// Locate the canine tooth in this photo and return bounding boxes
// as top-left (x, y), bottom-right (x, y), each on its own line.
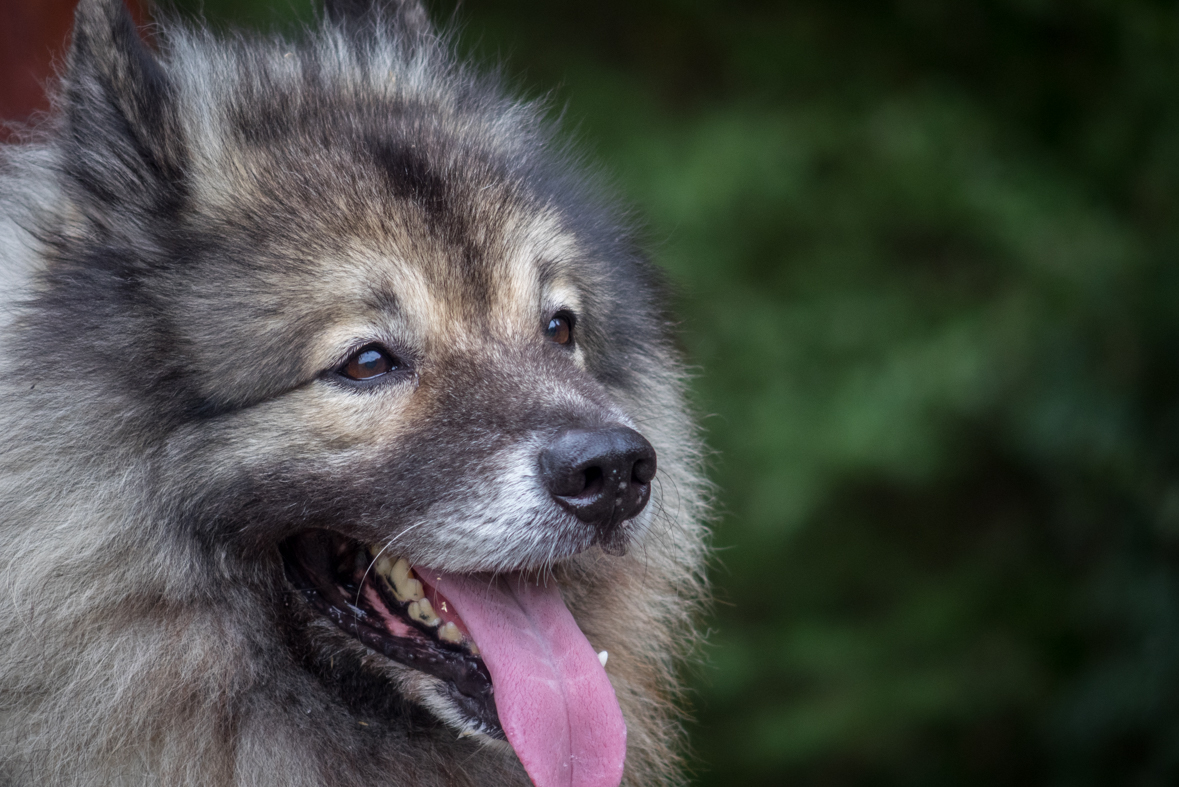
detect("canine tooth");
top-left (391, 557), bottom-right (411, 586)
top-left (373, 554), bottom-right (395, 580)
top-left (408, 599), bottom-right (440, 627)
top-left (598, 650), bottom-right (609, 667)
top-left (388, 558), bottom-right (423, 602)
top-left (438, 622), bottom-right (463, 644)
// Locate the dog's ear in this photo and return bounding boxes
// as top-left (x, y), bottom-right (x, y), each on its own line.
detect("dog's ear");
top-left (62, 0), bottom-right (186, 214)
top-left (325, 0), bottom-right (430, 36)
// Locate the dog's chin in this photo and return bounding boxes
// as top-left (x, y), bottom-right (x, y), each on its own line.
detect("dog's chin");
top-left (280, 529), bottom-right (507, 740)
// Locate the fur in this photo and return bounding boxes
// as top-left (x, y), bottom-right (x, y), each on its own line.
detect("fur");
top-left (0, 1), bottom-right (709, 785)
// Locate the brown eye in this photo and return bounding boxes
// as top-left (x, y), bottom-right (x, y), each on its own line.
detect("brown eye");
top-left (545, 313), bottom-right (574, 346)
top-left (341, 344), bottom-right (397, 381)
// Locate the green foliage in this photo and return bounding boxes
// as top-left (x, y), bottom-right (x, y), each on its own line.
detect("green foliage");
top-left (172, 0), bottom-right (1179, 783)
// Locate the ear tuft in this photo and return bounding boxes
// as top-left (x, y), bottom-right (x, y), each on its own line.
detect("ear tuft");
top-left (64, 0), bottom-right (186, 213)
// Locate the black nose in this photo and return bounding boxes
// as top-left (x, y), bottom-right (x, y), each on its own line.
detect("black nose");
top-left (539, 427), bottom-right (657, 535)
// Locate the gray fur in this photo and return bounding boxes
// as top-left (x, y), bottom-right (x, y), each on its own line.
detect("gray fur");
top-left (0, 1), bottom-right (710, 785)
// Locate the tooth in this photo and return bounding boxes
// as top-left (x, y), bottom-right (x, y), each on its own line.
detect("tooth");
top-left (438, 622), bottom-right (463, 644)
top-left (387, 558), bottom-right (423, 602)
top-left (416, 598), bottom-right (438, 622)
top-left (391, 557), bottom-right (411, 586)
top-left (468, 642), bottom-right (480, 656)
top-left (408, 598), bottom-right (440, 627)
top-left (406, 579), bottom-right (423, 601)
top-left (373, 554), bottom-right (395, 579)
top-left (598, 650), bottom-right (609, 667)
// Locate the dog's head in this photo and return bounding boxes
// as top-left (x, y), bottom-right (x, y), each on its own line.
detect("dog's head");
top-left (7, 0), bottom-right (706, 785)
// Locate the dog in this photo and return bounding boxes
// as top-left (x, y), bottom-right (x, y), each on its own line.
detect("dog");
top-left (0, 1), bottom-right (709, 785)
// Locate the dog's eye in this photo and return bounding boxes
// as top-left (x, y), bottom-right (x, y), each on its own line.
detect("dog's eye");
top-left (545, 313), bottom-right (574, 346)
top-left (340, 344), bottom-right (398, 381)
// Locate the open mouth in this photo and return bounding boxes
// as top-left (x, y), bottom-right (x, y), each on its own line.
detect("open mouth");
top-left (280, 530), bottom-right (501, 735)
top-left (280, 529), bottom-right (628, 787)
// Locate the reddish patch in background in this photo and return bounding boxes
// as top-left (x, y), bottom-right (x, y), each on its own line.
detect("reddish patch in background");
top-left (0, 0), bottom-right (147, 140)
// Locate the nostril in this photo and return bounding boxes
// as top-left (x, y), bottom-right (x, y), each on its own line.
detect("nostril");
top-left (632, 456), bottom-right (656, 486)
top-left (580, 466), bottom-right (604, 497)
top-left (538, 426), bottom-right (658, 530)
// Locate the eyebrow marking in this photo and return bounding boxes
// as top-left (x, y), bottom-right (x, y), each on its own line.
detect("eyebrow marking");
top-left (363, 286), bottom-right (401, 314)
top-left (536, 258), bottom-right (561, 289)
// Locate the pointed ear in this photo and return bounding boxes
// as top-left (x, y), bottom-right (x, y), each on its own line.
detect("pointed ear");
top-left (63, 0), bottom-right (186, 212)
top-left (324, 0), bottom-right (430, 37)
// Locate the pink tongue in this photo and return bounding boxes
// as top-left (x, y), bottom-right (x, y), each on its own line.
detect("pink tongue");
top-left (427, 571), bottom-right (626, 787)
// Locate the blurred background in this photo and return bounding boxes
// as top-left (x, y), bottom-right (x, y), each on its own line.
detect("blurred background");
top-left (6, 1), bottom-right (1179, 784)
